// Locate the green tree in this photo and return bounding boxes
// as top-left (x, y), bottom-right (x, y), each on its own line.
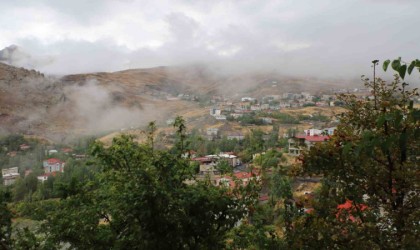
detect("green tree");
top-left (243, 129), bottom-right (265, 154)
top-left (254, 149), bottom-right (284, 170)
top-left (264, 125), bottom-right (279, 149)
top-left (173, 115), bottom-right (188, 155)
top-left (226, 216), bottom-right (285, 249)
top-left (12, 173), bottom-right (38, 202)
top-left (0, 134), bottom-right (25, 152)
top-left (289, 59), bottom-right (420, 249)
top-left (270, 170), bottom-right (297, 237)
top-left (227, 176), bottom-right (288, 250)
top-left (13, 228), bottom-right (43, 250)
top-left (216, 159), bottom-right (232, 175)
top-left (39, 118), bottom-right (259, 249)
top-left (0, 189), bottom-right (12, 250)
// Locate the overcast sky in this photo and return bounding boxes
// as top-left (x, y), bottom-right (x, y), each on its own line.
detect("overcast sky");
top-left (1, 0), bottom-right (419, 78)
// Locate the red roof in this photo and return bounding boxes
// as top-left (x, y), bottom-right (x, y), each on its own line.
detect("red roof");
top-left (296, 135), bottom-right (330, 142)
top-left (233, 172), bottom-right (253, 179)
top-left (337, 200), bottom-right (368, 211)
top-left (191, 157), bottom-right (214, 163)
top-left (336, 200), bottom-right (368, 222)
top-left (304, 208), bottom-right (315, 214)
top-left (217, 171), bottom-right (259, 188)
top-left (45, 158), bottom-right (63, 164)
top-left (259, 194), bottom-right (269, 201)
top-left (62, 148), bottom-right (73, 153)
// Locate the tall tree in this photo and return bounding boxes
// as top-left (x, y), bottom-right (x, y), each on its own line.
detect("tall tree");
top-left (289, 59), bottom-right (420, 249)
top-left (40, 118), bottom-right (259, 249)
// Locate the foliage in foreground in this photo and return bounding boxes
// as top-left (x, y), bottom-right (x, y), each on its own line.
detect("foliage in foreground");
top-left (289, 59), bottom-right (420, 249)
top-left (26, 121), bottom-right (258, 249)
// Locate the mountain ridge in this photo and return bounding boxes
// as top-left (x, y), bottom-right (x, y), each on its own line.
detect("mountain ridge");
top-left (0, 62), bottom-right (353, 141)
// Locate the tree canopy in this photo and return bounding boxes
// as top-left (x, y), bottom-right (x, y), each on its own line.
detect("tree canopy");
top-left (288, 59), bottom-right (420, 249)
top-left (36, 118), bottom-right (259, 249)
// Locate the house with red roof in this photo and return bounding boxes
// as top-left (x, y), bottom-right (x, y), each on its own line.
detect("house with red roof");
top-left (192, 157), bottom-right (215, 165)
top-left (288, 134), bottom-right (330, 155)
top-left (42, 158), bottom-right (65, 174)
top-left (192, 153), bottom-right (240, 167)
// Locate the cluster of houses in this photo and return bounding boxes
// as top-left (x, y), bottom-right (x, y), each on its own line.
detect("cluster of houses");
top-left (206, 87), bottom-right (381, 123)
top-left (1, 158), bottom-right (66, 186)
top-left (208, 92), bottom-right (340, 122)
top-left (1, 145), bottom-right (74, 186)
top-left (206, 127), bottom-right (245, 141)
top-left (207, 93), bottom-right (333, 126)
top-left (5, 143), bottom-right (32, 158)
top-left (288, 127), bottom-right (336, 155)
top-left (189, 152), bottom-right (260, 188)
top-left (192, 152), bottom-right (240, 173)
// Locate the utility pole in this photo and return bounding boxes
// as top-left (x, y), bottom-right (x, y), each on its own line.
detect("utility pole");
top-left (372, 60), bottom-right (379, 110)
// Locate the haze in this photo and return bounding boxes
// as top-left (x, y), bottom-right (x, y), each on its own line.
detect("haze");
top-left (1, 0), bottom-right (419, 79)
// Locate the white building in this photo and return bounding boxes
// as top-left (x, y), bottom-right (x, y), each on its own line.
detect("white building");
top-left (210, 107), bottom-right (222, 116)
top-left (2, 167), bottom-right (20, 186)
top-left (323, 127), bottom-right (336, 135)
top-left (214, 115), bottom-right (227, 120)
top-left (303, 129), bottom-right (323, 136)
top-left (48, 149), bottom-right (58, 155)
top-left (241, 97), bottom-right (256, 102)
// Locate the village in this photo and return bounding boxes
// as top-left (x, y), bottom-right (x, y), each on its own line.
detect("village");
top-left (1, 0), bottom-right (418, 247)
top-left (1, 87), bottom-right (371, 205)
top-left (1, 82), bottom-right (418, 248)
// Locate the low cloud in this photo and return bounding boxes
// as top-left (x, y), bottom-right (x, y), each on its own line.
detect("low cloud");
top-left (59, 80), bottom-right (163, 133)
top-left (0, 0), bottom-right (419, 80)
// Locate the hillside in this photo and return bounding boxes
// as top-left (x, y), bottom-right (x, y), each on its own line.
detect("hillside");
top-left (0, 63), bottom-right (64, 136)
top-left (0, 62), bottom-right (353, 141)
top-left (63, 65), bottom-right (348, 97)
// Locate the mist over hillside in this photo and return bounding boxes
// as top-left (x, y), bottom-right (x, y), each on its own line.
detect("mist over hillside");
top-left (1, 0), bottom-right (418, 141)
top-left (0, 60), bottom-right (358, 141)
